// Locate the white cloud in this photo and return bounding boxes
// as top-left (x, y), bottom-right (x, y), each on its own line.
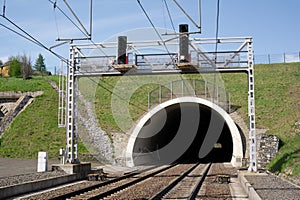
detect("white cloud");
top-left (0, 56), bottom-right (9, 63)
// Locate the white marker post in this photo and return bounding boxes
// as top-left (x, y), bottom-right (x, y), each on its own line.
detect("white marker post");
top-left (37, 152), bottom-right (48, 172)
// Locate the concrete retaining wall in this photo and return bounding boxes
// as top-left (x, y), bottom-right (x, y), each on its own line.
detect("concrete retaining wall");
top-left (0, 174), bottom-right (78, 199)
top-left (0, 163), bottom-right (91, 199)
top-left (238, 171), bottom-right (262, 200)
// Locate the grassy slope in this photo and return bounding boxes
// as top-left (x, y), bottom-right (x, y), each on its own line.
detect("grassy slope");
top-left (0, 77), bottom-right (88, 160)
top-left (0, 63), bottom-right (299, 175)
top-left (223, 63), bottom-right (300, 175)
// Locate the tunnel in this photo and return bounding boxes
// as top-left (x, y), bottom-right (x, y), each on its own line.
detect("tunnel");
top-left (126, 97), bottom-right (243, 167)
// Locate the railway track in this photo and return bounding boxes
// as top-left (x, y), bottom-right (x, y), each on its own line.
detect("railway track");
top-left (18, 165), bottom-right (173, 200)
top-left (18, 163), bottom-right (236, 200)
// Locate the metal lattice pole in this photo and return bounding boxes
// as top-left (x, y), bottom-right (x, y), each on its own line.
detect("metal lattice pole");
top-left (247, 38), bottom-right (257, 171)
top-left (66, 45), bottom-right (79, 164)
top-left (58, 60), bottom-right (66, 128)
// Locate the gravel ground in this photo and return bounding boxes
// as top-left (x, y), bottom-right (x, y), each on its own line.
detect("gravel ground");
top-left (245, 173), bottom-right (300, 200)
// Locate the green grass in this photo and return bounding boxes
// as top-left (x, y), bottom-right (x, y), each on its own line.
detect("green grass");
top-left (223, 63), bottom-right (300, 175)
top-left (0, 77), bottom-right (48, 92)
top-left (0, 76), bottom-right (88, 160)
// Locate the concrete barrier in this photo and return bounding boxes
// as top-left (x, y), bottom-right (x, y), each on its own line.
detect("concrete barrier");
top-left (238, 171), bottom-right (262, 200)
top-left (0, 163), bottom-right (91, 199)
top-left (0, 174), bottom-right (78, 199)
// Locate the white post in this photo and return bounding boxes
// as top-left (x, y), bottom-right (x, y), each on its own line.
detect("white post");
top-left (37, 152), bottom-right (48, 172)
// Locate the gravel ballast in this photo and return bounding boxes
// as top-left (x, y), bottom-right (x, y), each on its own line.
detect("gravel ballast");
top-left (244, 173), bottom-right (300, 200)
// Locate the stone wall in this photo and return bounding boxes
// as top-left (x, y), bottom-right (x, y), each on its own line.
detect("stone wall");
top-left (257, 133), bottom-right (280, 169)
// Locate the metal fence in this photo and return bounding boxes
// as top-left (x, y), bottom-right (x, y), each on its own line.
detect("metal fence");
top-left (254, 52), bottom-right (300, 64)
top-left (148, 79), bottom-right (231, 113)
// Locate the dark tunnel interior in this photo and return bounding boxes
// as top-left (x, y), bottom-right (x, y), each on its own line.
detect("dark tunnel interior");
top-left (132, 102), bottom-right (233, 165)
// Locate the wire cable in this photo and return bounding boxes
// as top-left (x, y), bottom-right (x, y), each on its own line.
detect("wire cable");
top-left (0, 22), bottom-right (41, 47)
top-left (214, 0), bottom-right (221, 64)
top-left (63, 0), bottom-right (90, 37)
top-left (74, 72), bottom-right (148, 112)
top-left (212, 0), bottom-right (221, 103)
top-left (136, 0), bottom-right (175, 65)
top-left (53, 0), bottom-right (60, 39)
top-left (48, 0), bottom-right (111, 60)
top-left (47, 0), bottom-right (90, 39)
top-left (2, 0), bottom-right (6, 16)
top-left (162, 0), bottom-right (167, 30)
top-left (1, 15), bottom-right (67, 63)
top-left (163, 0), bottom-right (176, 33)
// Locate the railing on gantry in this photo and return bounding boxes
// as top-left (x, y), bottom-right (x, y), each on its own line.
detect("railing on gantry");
top-left (148, 79), bottom-right (231, 113)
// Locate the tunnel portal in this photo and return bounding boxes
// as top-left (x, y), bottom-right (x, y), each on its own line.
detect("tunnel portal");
top-left (126, 97), bottom-right (243, 167)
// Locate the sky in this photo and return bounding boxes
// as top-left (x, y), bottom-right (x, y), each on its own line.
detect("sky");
top-left (1, 0), bottom-right (300, 73)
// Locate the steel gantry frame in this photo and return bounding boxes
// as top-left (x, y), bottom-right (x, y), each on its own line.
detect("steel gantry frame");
top-left (247, 40), bottom-right (257, 172)
top-left (61, 33), bottom-right (257, 171)
top-left (65, 46), bottom-right (80, 163)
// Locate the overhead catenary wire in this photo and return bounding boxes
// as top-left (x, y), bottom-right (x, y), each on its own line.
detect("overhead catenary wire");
top-left (162, 0), bottom-right (167, 30)
top-left (2, 0), bottom-right (6, 16)
top-left (172, 0), bottom-right (201, 30)
top-left (48, 0), bottom-right (90, 40)
top-left (75, 72), bottom-right (148, 113)
top-left (63, 0), bottom-right (90, 37)
top-left (214, 0), bottom-right (221, 63)
top-left (0, 15), bottom-right (68, 63)
top-left (212, 0), bottom-right (221, 103)
top-left (163, 0), bottom-right (176, 33)
top-left (48, 0), bottom-right (111, 59)
top-left (136, 0), bottom-right (176, 65)
top-left (0, 22), bottom-right (41, 48)
top-left (53, 0), bottom-right (60, 40)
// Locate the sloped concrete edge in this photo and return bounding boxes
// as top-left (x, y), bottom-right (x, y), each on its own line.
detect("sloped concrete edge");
top-left (238, 171), bottom-right (262, 200)
top-left (0, 174), bottom-right (78, 199)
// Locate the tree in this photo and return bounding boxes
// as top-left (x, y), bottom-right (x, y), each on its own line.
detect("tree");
top-left (9, 59), bottom-right (21, 77)
top-left (7, 54), bottom-right (33, 79)
top-left (0, 60), bottom-right (3, 66)
top-left (34, 54), bottom-right (46, 72)
top-left (21, 54), bottom-right (33, 80)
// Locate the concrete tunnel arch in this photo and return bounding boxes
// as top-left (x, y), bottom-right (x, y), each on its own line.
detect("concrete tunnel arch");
top-left (126, 97), bottom-right (243, 167)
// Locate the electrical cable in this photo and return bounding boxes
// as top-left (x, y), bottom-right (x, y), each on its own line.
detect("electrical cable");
top-left (214, 0), bottom-right (221, 63)
top-left (162, 0), bottom-right (167, 30)
top-left (2, 0), bottom-right (6, 16)
top-left (137, 0), bottom-right (195, 94)
top-left (74, 72), bottom-right (148, 112)
top-left (1, 15), bottom-right (67, 63)
top-left (63, 0), bottom-right (90, 37)
top-left (48, 0), bottom-right (111, 62)
top-left (212, 0), bottom-right (221, 103)
top-left (0, 22), bottom-right (42, 48)
top-left (136, 0), bottom-right (176, 65)
top-left (53, 0), bottom-right (60, 40)
top-left (172, 0), bottom-right (200, 30)
top-left (163, 0), bottom-right (176, 33)
top-left (47, 0), bottom-right (90, 39)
